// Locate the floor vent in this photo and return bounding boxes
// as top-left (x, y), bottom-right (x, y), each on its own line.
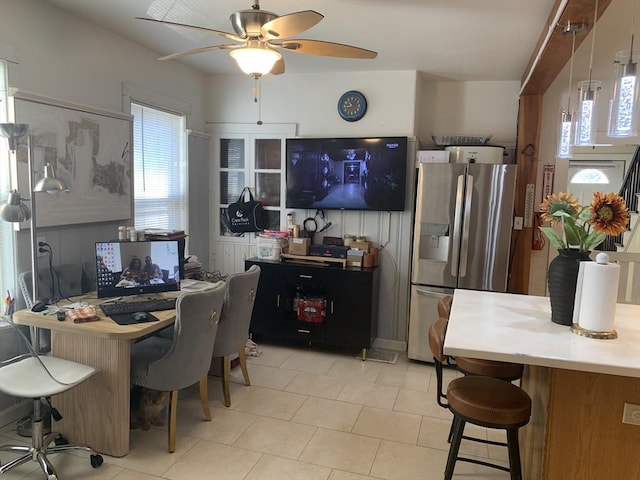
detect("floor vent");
top-left (361, 348), bottom-right (399, 364)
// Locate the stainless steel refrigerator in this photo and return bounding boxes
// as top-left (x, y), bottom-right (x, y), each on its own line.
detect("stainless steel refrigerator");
top-left (407, 161), bottom-right (516, 361)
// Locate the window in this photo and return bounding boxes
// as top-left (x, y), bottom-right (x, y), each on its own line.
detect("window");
top-left (570, 168), bottom-right (610, 184)
top-left (131, 102), bottom-right (186, 231)
top-left (0, 59), bottom-right (16, 303)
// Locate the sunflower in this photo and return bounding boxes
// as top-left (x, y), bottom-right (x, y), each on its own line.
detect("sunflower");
top-left (588, 192), bottom-right (630, 236)
top-left (539, 192), bottom-right (580, 226)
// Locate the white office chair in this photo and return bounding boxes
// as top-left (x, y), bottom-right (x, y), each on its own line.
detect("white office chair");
top-left (0, 320), bottom-right (103, 479)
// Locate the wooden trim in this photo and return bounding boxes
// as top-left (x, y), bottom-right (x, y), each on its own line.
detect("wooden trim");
top-left (521, 0), bottom-right (614, 95)
top-left (509, 94), bottom-right (542, 294)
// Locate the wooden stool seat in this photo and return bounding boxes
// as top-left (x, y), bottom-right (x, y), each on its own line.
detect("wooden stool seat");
top-left (447, 376), bottom-right (531, 427)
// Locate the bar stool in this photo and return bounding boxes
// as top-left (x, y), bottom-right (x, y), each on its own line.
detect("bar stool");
top-left (428, 317), bottom-right (531, 480)
top-left (437, 295), bottom-right (523, 382)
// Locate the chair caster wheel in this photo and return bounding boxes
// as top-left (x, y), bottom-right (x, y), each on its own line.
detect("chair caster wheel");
top-left (54, 434), bottom-right (68, 446)
top-left (90, 454), bottom-right (103, 468)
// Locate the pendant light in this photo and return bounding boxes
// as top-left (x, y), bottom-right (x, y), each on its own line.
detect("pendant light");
top-left (574, 0), bottom-right (601, 146)
top-left (557, 22), bottom-right (586, 158)
top-left (608, 0), bottom-right (640, 137)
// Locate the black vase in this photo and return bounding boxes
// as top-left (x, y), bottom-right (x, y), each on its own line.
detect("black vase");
top-left (547, 249), bottom-right (592, 326)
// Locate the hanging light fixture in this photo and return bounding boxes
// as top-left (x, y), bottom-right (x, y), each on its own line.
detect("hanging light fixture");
top-left (608, 0), bottom-right (640, 137)
top-left (557, 21), bottom-right (587, 158)
top-left (574, 0), bottom-right (601, 146)
top-left (229, 41), bottom-right (282, 78)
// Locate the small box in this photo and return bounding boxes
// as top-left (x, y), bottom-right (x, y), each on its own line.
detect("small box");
top-left (257, 236), bottom-right (288, 260)
top-left (347, 249), bottom-right (365, 267)
top-left (350, 241), bottom-right (370, 252)
top-left (289, 237), bottom-right (311, 256)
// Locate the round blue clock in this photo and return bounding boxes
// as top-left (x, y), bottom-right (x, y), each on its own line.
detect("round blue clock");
top-left (338, 90), bottom-right (367, 122)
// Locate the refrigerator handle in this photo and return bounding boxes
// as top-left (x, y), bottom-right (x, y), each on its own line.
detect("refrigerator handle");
top-left (451, 175), bottom-right (465, 277)
top-left (459, 174), bottom-right (473, 277)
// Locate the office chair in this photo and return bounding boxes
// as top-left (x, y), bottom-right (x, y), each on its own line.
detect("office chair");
top-left (428, 317), bottom-right (531, 480)
top-left (211, 265), bottom-right (260, 407)
top-left (130, 282), bottom-right (226, 452)
top-left (19, 264), bottom-right (92, 352)
top-left (0, 319), bottom-right (103, 479)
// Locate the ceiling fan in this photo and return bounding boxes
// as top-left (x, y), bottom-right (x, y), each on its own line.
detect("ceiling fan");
top-left (137, 1), bottom-right (377, 78)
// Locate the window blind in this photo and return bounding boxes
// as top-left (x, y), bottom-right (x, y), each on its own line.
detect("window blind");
top-left (131, 102), bottom-right (187, 231)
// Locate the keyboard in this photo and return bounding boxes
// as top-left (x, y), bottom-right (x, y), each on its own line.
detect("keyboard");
top-left (100, 297), bottom-right (177, 317)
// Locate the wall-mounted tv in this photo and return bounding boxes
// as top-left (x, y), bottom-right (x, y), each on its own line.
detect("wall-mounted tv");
top-left (286, 136), bottom-right (408, 211)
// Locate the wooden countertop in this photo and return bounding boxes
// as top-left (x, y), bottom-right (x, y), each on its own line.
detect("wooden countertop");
top-left (444, 289), bottom-right (640, 378)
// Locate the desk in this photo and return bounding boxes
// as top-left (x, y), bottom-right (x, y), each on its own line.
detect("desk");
top-left (444, 289), bottom-right (640, 480)
top-left (13, 294), bottom-right (177, 457)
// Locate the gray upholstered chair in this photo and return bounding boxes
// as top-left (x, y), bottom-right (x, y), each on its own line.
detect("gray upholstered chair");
top-left (130, 282), bottom-right (225, 452)
top-left (0, 319), bottom-right (103, 478)
top-left (211, 264), bottom-right (260, 407)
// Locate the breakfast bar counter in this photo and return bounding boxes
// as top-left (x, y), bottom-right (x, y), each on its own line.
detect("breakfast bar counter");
top-left (444, 289), bottom-right (640, 480)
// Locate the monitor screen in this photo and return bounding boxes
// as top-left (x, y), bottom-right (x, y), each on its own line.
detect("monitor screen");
top-left (95, 240), bottom-right (181, 299)
top-left (286, 136), bottom-right (408, 211)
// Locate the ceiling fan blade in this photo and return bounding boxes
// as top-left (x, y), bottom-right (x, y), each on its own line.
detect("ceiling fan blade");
top-left (158, 44), bottom-right (238, 61)
top-left (136, 17), bottom-right (243, 42)
top-left (277, 39), bottom-right (377, 59)
top-left (271, 57), bottom-right (285, 75)
top-left (261, 11), bottom-right (323, 40)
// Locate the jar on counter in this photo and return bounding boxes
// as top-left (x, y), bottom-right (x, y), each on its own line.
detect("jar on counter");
top-left (128, 227), bottom-right (137, 242)
top-left (118, 226), bottom-right (127, 241)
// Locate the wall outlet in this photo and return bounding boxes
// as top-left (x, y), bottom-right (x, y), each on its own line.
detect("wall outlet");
top-left (622, 403), bottom-right (640, 426)
top-left (37, 237), bottom-right (47, 257)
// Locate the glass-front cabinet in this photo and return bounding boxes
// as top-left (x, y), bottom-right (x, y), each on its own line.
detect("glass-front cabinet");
top-left (211, 124), bottom-right (296, 244)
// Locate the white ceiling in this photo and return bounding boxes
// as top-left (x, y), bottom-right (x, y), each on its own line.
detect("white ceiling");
top-left (43, 0), bottom-right (556, 81)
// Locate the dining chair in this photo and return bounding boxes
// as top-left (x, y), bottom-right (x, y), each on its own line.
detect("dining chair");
top-left (130, 282), bottom-right (226, 452)
top-left (0, 318), bottom-right (103, 479)
top-left (211, 264), bottom-right (261, 407)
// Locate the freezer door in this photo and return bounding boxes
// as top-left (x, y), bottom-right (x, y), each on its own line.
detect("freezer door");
top-left (411, 163), bottom-right (467, 287)
top-left (458, 164), bottom-right (516, 291)
top-left (407, 285), bottom-right (453, 362)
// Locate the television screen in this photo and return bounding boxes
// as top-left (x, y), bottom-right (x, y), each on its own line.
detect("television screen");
top-left (95, 240), bottom-right (181, 299)
top-left (286, 136), bottom-right (408, 211)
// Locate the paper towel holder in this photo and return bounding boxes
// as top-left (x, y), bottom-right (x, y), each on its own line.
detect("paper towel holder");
top-left (570, 252), bottom-right (618, 340)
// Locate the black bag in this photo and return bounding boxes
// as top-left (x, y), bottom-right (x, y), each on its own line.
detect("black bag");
top-left (227, 187), bottom-right (266, 233)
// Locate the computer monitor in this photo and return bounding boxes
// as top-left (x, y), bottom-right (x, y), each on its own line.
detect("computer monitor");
top-left (95, 240), bottom-right (181, 299)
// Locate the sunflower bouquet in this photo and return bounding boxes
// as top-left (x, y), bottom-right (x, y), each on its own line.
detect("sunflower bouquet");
top-left (539, 192), bottom-right (630, 252)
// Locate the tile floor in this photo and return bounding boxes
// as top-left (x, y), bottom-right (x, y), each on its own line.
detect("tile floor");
top-left (0, 342), bottom-right (516, 479)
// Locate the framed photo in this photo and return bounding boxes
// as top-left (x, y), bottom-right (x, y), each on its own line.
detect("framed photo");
top-left (10, 92), bottom-right (133, 228)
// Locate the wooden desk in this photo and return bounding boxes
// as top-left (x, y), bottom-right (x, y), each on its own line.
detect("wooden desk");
top-left (13, 294), bottom-right (176, 457)
top-left (444, 289), bottom-right (640, 480)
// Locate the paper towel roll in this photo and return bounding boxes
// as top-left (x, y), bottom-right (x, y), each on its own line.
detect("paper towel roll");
top-left (573, 255), bottom-right (620, 332)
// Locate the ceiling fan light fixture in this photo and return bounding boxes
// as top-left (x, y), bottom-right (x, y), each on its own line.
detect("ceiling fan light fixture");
top-left (230, 46), bottom-right (282, 77)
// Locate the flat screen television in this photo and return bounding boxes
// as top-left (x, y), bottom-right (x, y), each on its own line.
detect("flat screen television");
top-left (285, 136), bottom-right (408, 211)
top-left (95, 240), bottom-right (181, 298)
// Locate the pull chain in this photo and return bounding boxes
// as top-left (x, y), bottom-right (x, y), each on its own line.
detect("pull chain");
top-left (253, 77), bottom-right (263, 125)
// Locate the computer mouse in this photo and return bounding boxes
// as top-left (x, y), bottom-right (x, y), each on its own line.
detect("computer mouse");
top-left (131, 311), bottom-right (148, 322)
top-left (31, 301), bottom-right (48, 313)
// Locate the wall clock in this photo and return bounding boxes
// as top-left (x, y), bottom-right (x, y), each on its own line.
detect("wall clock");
top-left (338, 90), bottom-right (367, 122)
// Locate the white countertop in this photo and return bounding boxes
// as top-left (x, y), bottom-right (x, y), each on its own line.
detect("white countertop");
top-left (444, 289), bottom-right (640, 378)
